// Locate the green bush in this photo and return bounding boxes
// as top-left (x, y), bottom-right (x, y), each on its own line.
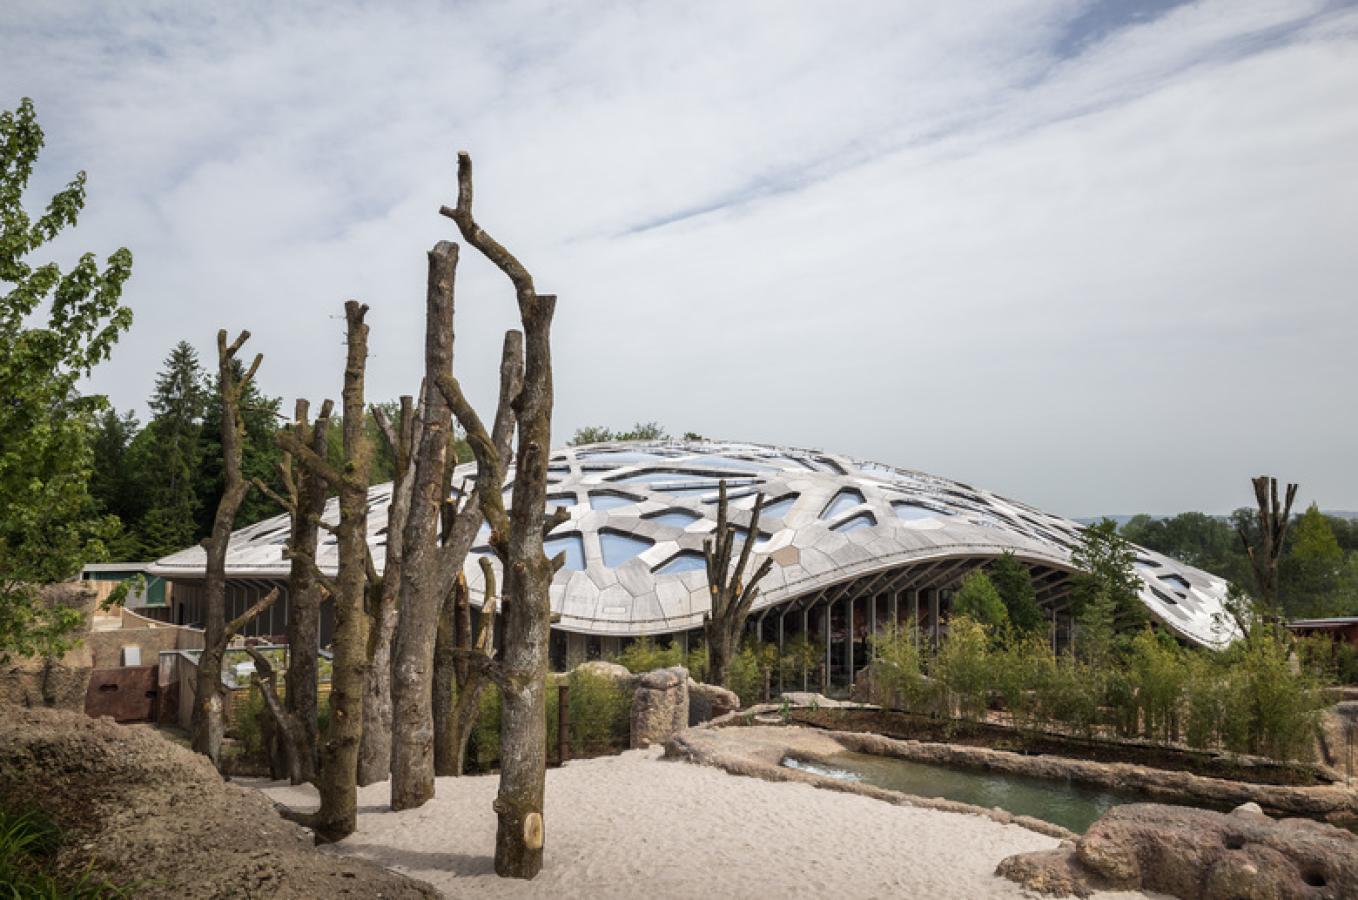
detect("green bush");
top-left (777, 634), bottom-right (823, 689)
top-left (469, 686), bottom-right (502, 772)
top-left (685, 644), bottom-right (710, 683)
top-left (613, 637), bottom-right (684, 674)
top-left (933, 616), bottom-right (992, 722)
top-left (868, 621), bottom-right (940, 715)
top-left (989, 635), bottom-right (1055, 731)
top-left (729, 640), bottom-right (778, 707)
top-left (567, 668), bottom-right (630, 755)
top-left (1127, 630), bottom-right (1187, 742)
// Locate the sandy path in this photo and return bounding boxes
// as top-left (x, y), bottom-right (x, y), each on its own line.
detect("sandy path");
top-left (252, 748), bottom-right (1152, 899)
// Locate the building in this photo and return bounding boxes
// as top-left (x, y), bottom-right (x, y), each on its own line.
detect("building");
top-left (1286, 617), bottom-right (1358, 647)
top-left (79, 562), bottom-right (173, 620)
top-left (151, 440), bottom-right (1239, 685)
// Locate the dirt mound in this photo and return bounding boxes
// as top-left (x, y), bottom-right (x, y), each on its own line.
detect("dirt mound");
top-left (0, 703), bottom-right (437, 899)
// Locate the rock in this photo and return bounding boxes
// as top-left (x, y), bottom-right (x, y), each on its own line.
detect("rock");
top-left (1232, 801), bottom-right (1265, 817)
top-left (0, 702), bottom-right (437, 898)
top-left (687, 679), bottom-right (740, 725)
top-left (1000, 802), bottom-right (1358, 899)
top-left (630, 666), bottom-right (688, 748)
top-left (575, 660), bottom-right (635, 685)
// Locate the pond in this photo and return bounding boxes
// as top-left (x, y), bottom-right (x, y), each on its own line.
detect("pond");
top-left (783, 752), bottom-right (1204, 833)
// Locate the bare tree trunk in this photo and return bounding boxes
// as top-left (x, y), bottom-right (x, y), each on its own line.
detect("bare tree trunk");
top-left (435, 570), bottom-right (498, 775)
top-left (390, 245), bottom-right (457, 810)
top-left (191, 331), bottom-right (277, 766)
top-left (441, 150), bottom-right (556, 879)
top-left (252, 399), bottom-right (333, 785)
top-left (432, 579), bottom-right (458, 775)
top-left (390, 261), bottom-right (522, 809)
top-left (701, 480), bottom-right (773, 691)
top-left (358, 396), bottom-right (419, 786)
top-left (1238, 475), bottom-right (1299, 620)
top-left (277, 301), bottom-right (372, 843)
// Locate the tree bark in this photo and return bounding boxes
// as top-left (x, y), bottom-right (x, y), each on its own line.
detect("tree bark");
top-left (441, 150), bottom-right (555, 879)
top-left (1237, 475), bottom-right (1299, 620)
top-left (277, 301), bottom-right (372, 843)
top-left (191, 331), bottom-right (272, 767)
top-left (358, 396), bottom-right (419, 786)
top-left (251, 398), bottom-right (333, 785)
top-left (389, 244), bottom-right (457, 810)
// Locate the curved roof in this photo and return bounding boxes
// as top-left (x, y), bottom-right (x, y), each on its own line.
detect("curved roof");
top-left (153, 440), bottom-right (1239, 647)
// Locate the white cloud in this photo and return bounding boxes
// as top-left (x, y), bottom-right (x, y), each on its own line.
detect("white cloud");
top-left (3, 0), bottom-right (1355, 516)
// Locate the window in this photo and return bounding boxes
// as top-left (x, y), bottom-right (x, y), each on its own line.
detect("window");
top-left (655, 551), bottom-right (707, 575)
top-left (831, 512), bottom-right (876, 533)
top-left (821, 488), bottom-right (865, 520)
top-left (544, 533), bottom-right (586, 571)
top-left (600, 530), bottom-right (653, 567)
top-left (644, 509), bottom-right (702, 528)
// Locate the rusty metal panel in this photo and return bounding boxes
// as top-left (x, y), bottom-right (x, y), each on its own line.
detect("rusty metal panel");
top-left (85, 665), bottom-right (159, 723)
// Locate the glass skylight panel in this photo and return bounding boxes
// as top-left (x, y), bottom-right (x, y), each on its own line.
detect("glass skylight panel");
top-left (544, 533), bottom-right (586, 571)
top-left (645, 510), bottom-right (702, 527)
top-left (600, 530), bottom-right (653, 567)
top-left (821, 488), bottom-right (865, 520)
top-left (830, 512), bottom-right (876, 533)
top-left (589, 492), bottom-right (639, 511)
top-left (655, 551), bottom-right (707, 575)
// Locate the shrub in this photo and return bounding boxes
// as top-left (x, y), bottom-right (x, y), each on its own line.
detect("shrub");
top-left (469, 686), bottom-right (501, 772)
top-left (729, 640), bottom-right (778, 706)
top-left (613, 637), bottom-right (683, 674)
top-left (952, 570), bottom-right (1008, 631)
top-left (777, 634), bottom-right (823, 689)
top-left (0, 805), bottom-right (135, 897)
top-left (989, 635), bottom-right (1054, 731)
top-left (567, 668), bottom-right (630, 755)
top-left (868, 621), bottom-right (940, 714)
top-left (933, 616), bottom-right (992, 722)
top-left (685, 644), bottom-right (710, 683)
top-left (1127, 630), bottom-right (1187, 742)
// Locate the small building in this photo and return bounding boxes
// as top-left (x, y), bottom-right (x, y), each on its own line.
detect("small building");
top-left (1286, 617), bottom-right (1358, 647)
top-left (79, 563), bottom-right (173, 621)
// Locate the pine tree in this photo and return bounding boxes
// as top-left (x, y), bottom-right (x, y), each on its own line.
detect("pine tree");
top-left (1281, 504), bottom-right (1346, 617)
top-left (951, 569), bottom-right (1008, 631)
top-left (89, 408), bottom-right (145, 559)
top-left (990, 551), bottom-right (1045, 635)
top-left (1071, 518), bottom-right (1146, 631)
top-left (137, 341), bottom-right (207, 557)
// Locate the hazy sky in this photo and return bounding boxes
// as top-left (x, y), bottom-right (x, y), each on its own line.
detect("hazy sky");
top-left (4, 0), bottom-right (1355, 518)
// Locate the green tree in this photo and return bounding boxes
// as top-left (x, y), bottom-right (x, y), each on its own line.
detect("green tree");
top-left (568, 421), bottom-right (671, 445)
top-left (950, 569), bottom-right (1008, 631)
top-left (1071, 518), bottom-right (1146, 630)
top-left (990, 551), bottom-right (1045, 635)
top-left (136, 341), bottom-right (207, 557)
top-left (88, 407), bottom-right (145, 559)
top-left (0, 97), bottom-right (132, 657)
top-left (1280, 504), bottom-right (1349, 617)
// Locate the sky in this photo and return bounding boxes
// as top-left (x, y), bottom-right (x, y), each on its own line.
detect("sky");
top-left (3, 0), bottom-right (1356, 519)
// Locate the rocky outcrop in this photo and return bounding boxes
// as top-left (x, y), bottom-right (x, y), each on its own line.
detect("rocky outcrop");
top-left (630, 666), bottom-right (688, 748)
top-left (687, 679), bottom-right (739, 725)
top-left (998, 802), bottom-right (1358, 899)
top-left (576, 659), bottom-right (635, 686)
top-left (0, 703), bottom-right (437, 898)
top-left (0, 584), bottom-right (96, 711)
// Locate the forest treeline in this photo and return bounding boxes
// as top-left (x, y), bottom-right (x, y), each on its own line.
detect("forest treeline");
top-left (1121, 509), bottom-right (1358, 620)
top-left (89, 340), bottom-right (471, 560)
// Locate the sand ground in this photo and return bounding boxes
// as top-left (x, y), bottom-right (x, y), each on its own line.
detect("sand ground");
top-left (252, 747), bottom-right (1155, 899)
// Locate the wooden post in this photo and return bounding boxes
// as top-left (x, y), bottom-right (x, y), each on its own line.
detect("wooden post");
top-left (822, 600), bottom-right (831, 693)
top-left (557, 683), bottom-right (570, 765)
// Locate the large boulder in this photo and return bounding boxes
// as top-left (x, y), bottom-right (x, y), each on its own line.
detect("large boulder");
top-left (687, 678), bottom-right (740, 725)
top-left (575, 659), bottom-right (635, 686)
top-left (999, 801), bottom-right (1358, 899)
top-left (630, 666), bottom-right (688, 748)
top-left (0, 584), bottom-right (95, 711)
top-left (0, 703), bottom-right (436, 898)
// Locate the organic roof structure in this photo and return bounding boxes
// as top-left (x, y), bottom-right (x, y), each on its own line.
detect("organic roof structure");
top-left (153, 440), bottom-right (1240, 648)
